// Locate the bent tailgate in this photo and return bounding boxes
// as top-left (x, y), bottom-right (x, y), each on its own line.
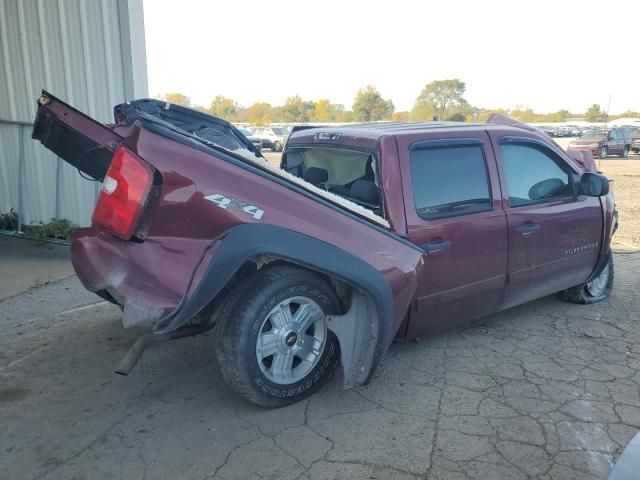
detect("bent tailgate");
top-left (32, 90), bottom-right (121, 181)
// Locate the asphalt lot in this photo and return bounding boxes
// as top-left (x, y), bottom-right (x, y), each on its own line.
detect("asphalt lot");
top-left (1, 145), bottom-right (639, 480)
top-left (1, 250), bottom-right (639, 480)
top-left (0, 236), bottom-right (74, 300)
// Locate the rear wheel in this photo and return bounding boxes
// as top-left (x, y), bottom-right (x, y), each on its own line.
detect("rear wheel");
top-left (620, 146), bottom-right (629, 158)
top-left (599, 146), bottom-right (608, 159)
top-left (272, 140), bottom-right (283, 152)
top-left (558, 252), bottom-right (614, 304)
top-left (214, 264), bottom-right (340, 407)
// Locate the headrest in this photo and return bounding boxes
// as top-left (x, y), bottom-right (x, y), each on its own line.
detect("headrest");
top-left (304, 167), bottom-right (328, 184)
top-left (350, 180), bottom-right (379, 205)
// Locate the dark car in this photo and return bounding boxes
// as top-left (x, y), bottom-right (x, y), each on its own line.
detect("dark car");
top-left (567, 127), bottom-right (632, 159)
top-left (238, 128), bottom-right (263, 151)
top-left (32, 92), bottom-right (618, 407)
top-left (621, 126), bottom-right (640, 154)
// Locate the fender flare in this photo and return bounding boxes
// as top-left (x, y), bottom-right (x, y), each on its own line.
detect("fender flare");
top-left (154, 223), bottom-right (395, 385)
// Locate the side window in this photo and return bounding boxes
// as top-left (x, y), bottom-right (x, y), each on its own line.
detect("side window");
top-left (500, 144), bottom-right (572, 207)
top-left (409, 145), bottom-right (491, 220)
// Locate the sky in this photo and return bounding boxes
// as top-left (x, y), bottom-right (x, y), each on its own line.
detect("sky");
top-left (143, 0), bottom-right (640, 114)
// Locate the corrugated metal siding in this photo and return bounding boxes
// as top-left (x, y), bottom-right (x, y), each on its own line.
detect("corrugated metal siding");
top-left (0, 0), bottom-right (146, 227)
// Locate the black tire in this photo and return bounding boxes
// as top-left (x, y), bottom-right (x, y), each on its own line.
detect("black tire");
top-left (214, 264), bottom-right (340, 407)
top-left (599, 146), bottom-right (608, 159)
top-left (273, 141), bottom-right (283, 152)
top-left (620, 146), bottom-right (629, 158)
top-left (558, 252), bottom-right (614, 304)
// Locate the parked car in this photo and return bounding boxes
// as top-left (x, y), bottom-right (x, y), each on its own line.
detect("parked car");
top-left (567, 127), bottom-right (632, 159)
top-left (621, 126), bottom-right (640, 154)
top-left (251, 126), bottom-right (289, 152)
top-left (238, 128), bottom-right (263, 151)
top-left (555, 126), bottom-right (575, 137)
top-left (32, 92), bottom-right (618, 407)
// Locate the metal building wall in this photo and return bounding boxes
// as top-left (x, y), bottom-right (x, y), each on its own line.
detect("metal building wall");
top-left (0, 0), bottom-right (147, 227)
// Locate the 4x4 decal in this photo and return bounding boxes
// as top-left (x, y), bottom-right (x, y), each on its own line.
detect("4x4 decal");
top-left (205, 193), bottom-right (264, 220)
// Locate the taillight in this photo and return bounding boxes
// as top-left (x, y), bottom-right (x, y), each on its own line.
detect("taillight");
top-left (92, 146), bottom-right (152, 239)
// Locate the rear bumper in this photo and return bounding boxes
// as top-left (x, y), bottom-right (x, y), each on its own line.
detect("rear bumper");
top-left (71, 227), bottom-right (216, 329)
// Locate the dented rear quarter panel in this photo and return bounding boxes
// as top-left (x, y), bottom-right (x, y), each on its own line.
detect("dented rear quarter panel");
top-left (78, 124), bottom-right (423, 338)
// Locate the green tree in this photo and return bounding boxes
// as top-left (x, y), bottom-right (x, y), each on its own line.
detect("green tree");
top-left (352, 85), bottom-right (394, 121)
top-left (585, 104), bottom-right (603, 122)
top-left (392, 111), bottom-right (410, 121)
top-left (446, 112), bottom-right (466, 122)
top-left (280, 95), bottom-right (311, 122)
top-left (208, 95), bottom-right (239, 120)
top-left (248, 102), bottom-right (272, 125)
top-left (413, 79), bottom-right (466, 121)
top-left (157, 92), bottom-right (191, 107)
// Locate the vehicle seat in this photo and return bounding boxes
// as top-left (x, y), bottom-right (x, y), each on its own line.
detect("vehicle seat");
top-left (349, 179), bottom-right (379, 206)
top-left (303, 167), bottom-right (328, 187)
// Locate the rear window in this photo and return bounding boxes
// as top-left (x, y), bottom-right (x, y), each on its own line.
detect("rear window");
top-left (283, 147), bottom-right (382, 212)
top-left (409, 145), bottom-right (491, 220)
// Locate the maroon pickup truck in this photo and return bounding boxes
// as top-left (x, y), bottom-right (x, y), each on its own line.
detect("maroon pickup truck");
top-left (32, 92), bottom-right (617, 407)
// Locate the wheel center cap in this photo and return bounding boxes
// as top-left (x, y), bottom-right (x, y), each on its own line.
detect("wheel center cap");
top-left (285, 331), bottom-right (298, 347)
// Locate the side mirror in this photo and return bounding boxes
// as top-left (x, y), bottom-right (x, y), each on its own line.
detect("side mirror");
top-left (580, 172), bottom-right (610, 197)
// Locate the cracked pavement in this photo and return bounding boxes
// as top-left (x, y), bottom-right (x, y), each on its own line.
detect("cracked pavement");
top-left (1, 251), bottom-right (639, 479)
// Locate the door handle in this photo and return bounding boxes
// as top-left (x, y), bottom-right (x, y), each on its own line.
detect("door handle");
top-left (421, 239), bottom-right (451, 255)
top-left (515, 223), bottom-right (541, 238)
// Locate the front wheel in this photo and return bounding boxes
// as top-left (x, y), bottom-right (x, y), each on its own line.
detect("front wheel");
top-left (558, 252), bottom-right (614, 304)
top-left (599, 146), bottom-right (608, 159)
top-left (272, 140), bottom-right (283, 152)
top-left (620, 146), bottom-right (629, 158)
top-left (214, 264), bottom-right (340, 407)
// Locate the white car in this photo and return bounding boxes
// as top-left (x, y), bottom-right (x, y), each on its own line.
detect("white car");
top-left (251, 127), bottom-right (289, 152)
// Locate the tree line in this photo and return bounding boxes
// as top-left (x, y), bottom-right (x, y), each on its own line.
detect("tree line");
top-left (156, 80), bottom-right (639, 125)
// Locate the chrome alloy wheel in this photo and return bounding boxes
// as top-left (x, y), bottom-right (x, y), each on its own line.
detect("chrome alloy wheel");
top-left (255, 296), bottom-right (327, 385)
top-left (586, 260), bottom-right (611, 297)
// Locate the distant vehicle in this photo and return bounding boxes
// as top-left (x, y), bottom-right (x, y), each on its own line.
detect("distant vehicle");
top-left (251, 126), bottom-right (289, 152)
top-left (238, 129), bottom-right (263, 151)
top-left (555, 127), bottom-right (575, 138)
top-left (621, 126), bottom-right (640, 154)
top-left (567, 127), bottom-right (631, 159)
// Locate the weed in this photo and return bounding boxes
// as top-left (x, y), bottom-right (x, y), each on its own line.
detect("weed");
top-left (0, 208), bottom-right (19, 231)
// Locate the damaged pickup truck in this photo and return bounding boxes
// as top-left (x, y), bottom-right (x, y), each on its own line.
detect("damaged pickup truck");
top-left (32, 91), bottom-right (617, 407)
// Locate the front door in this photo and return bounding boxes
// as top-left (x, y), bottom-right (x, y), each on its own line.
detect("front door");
top-left (397, 133), bottom-right (509, 338)
top-left (490, 134), bottom-right (603, 309)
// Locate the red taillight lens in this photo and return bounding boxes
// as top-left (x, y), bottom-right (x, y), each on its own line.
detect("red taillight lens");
top-left (92, 146), bottom-right (152, 239)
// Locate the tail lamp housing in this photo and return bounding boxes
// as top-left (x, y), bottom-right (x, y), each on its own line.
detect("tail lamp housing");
top-left (92, 146), bottom-right (153, 239)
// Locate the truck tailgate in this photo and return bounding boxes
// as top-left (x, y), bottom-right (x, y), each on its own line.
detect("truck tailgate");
top-left (32, 91), bottom-right (121, 181)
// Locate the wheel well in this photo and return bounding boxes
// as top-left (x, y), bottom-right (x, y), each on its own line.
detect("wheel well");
top-left (202, 254), bottom-right (385, 388)
top-left (203, 255), bottom-right (355, 317)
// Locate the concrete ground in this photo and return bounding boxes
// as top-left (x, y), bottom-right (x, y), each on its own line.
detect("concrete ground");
top-left (0, 235), bottom-right (74, 300)
top-left (1, 251), bottom-right (639, 480)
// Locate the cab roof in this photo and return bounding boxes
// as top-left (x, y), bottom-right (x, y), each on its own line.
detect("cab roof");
top-left (287, 121), bottom-right (532, 146)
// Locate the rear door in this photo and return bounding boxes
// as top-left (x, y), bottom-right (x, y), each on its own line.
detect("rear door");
top-left (397, 131), bottom-right (508, 338)
top-left (490, 133), bottom-right (603, 309)
top-left (609, 130), bottom-right (623, 154)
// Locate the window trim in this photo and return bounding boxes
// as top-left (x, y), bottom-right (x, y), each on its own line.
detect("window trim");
top-left (408, 141), bottom-right (493, 221)
top-left (498, 137), bottom-right (578, 208)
